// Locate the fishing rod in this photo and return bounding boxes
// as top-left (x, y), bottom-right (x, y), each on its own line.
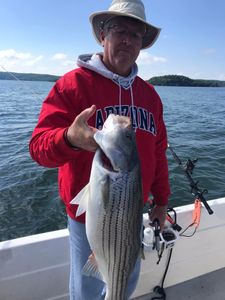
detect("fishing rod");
top-left (168, 144), bottom-right (213, 215)
top-left (148, 145), bottom-right (214, 300)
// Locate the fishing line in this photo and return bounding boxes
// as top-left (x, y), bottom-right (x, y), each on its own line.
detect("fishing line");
top-left (0, 64), bottom-right (22, 81)
top-left (0, 64), bottom-right (54, 101)
top-left (0, 64), bottom-right (34, 92)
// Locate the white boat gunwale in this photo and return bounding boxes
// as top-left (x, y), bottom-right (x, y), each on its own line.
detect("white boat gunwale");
top-left (1, 197), bottom-right (225, 300)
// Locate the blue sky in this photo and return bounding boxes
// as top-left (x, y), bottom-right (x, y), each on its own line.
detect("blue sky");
top-left (0, 0), bottom-right (225, 80)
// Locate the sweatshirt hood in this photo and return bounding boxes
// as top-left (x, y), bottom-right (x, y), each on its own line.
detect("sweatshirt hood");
top-left (77, 53), bottom-right (138, 90)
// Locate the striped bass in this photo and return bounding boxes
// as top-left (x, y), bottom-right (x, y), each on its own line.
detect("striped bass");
top-left (71, 114), bottom-right (143, 300)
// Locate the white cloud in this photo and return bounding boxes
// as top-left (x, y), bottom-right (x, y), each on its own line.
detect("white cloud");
top-left (0, 48), bottom-right (76, 75)
top-left (51, 53), bottom-right (76, 73)
top-left (0, 49), bottom-right (32, 60)
top-left (25, 55), bottom-right (43, 66)
top-left (218, 73), bottom-right (225, 81)
top-left (0, 49), bottom-right (45, 73)
top-left (52, 53), bottom-right (67, 60)
top-left (61, 60), bottom-right (76, 67)
top-left (137, 51), bottom-right (167, 65)
top-left (137, 51), bottom-right (168, 79)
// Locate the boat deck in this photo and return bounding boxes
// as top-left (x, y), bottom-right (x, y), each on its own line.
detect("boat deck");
top-left (134, 267), bottom-right (225, 299)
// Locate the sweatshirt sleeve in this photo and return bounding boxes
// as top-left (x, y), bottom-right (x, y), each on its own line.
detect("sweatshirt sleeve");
top-left (151, 100), bottom-right (171, 206)
top-left (29, 76), bottom-right (82, 168)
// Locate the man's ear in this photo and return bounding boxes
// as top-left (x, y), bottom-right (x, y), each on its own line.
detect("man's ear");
top-left (100, 31), bottom-right (105, 47)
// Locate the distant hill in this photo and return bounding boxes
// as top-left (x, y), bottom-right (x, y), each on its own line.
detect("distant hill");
top-left (148, 75), bottom-right (225, 87)
top-left (0, 71), bottom-right (60, 82)
top-left (1, 71), bottom-right (225, 87)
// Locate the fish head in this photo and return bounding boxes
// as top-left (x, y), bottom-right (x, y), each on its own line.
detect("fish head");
top-left (94, 114), bottom-right (137, 172)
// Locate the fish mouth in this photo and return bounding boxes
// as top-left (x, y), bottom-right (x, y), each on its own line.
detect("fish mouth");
top-left (100, 150), bottom-right (118, 172)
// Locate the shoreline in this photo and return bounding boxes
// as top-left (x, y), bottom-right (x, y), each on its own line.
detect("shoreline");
top-left (1, 72), bottom-right (225, 87)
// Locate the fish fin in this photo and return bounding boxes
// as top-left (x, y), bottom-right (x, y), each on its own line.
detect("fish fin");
top-left (70, 184), bottom-right (90, 217)
top-left (82, 253), bottom-right (104, 282)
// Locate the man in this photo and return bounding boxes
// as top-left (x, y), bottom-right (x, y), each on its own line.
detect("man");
top-left (29, 0), bottom-right (170, 299)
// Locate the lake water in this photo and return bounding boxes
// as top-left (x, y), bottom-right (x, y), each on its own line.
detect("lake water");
top-left (0, 80), bottom-right (225, 241)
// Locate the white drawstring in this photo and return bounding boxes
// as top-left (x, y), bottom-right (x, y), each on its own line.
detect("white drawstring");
top-left (119, 84), bottom-right (122, 116)
top-left (129, 85), bottom-right (134, 111)
top-left (129, 85), bottom-right (137, 132)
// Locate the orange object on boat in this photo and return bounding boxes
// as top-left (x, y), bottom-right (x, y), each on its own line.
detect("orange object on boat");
top-left (192, 198), bottom-right (201, 228)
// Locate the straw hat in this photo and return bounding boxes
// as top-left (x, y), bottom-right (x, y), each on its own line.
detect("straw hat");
top-left (89, 0), bottom-right (161, 49)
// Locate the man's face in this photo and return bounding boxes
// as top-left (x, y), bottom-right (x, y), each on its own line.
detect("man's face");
top-left (101, 17), bottom-right (145, 76)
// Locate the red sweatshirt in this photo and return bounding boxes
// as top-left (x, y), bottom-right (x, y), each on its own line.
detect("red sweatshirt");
top-left (29, 60), bottom-right (170, 223)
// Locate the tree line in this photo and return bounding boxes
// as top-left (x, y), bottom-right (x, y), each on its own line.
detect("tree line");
top-left (148, 75), bottom-right (225, 87)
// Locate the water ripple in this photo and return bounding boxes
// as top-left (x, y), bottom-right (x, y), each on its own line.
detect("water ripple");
top-left (0, 81), bottom-right (225, 241)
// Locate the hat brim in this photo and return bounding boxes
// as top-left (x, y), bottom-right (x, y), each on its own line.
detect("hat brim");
top-left (89, 11), bottom-right (161, 49)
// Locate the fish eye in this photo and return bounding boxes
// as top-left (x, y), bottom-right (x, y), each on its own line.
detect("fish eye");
top-left (126, 133), bottom-right (132, 140)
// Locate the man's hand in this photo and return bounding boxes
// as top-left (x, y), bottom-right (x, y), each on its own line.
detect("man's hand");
top-left (67, 105), bottom-right (98, 152)
top-left (149, 205), bottom-right (168, 231)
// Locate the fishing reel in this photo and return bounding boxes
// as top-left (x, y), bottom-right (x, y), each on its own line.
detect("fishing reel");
top-left (142, 202), bottom-right (182, 265)
top-left (185, 158), bottom-right (198, 174)
top-left (142, 218), bottom-right (179, 253)
top-left (142, 206), bottom-right (182, 258)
